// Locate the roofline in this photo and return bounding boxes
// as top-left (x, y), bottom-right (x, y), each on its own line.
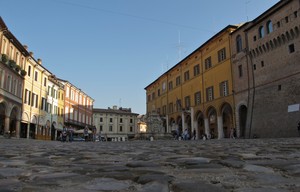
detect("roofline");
top-left (144, 25), bottom-right (238, 90)
top-left (93, 108), bottom-right (139, 116)
top-left (245, 0), bottom-right (292, 31)
top-left (57, 78), bottom-right (95, 101)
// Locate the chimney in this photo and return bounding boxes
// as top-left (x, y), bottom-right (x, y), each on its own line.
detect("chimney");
top-left (37, 58), bottom-right (42, 65)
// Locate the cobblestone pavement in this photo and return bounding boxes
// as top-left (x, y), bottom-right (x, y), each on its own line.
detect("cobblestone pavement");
top-left (0, 137), bottom-right (299, 192)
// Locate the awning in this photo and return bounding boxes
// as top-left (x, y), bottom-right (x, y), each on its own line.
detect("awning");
top-left (74, 129), bottom-right (92, 134)
top-left (54, 124), bottom-right (64, 131)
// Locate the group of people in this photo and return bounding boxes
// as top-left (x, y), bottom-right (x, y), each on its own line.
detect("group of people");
top-left (61, 125), bottom-right (74, 142)
top-left (174, 128), bottom-right (197, 140)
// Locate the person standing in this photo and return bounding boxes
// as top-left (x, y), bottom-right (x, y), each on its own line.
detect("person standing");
top-left (192, 129), bottom-right (196, 140)
top-left (230, 128), bottom-right (235, 139)
top-left (84, 126), bottom-right (89, 142)
top-left (298, 122), bottom-right (300, 137)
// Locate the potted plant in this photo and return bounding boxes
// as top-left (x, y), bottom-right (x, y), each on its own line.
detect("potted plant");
top-left (8, 60), bottom-right (16, 68)
top-left (20, 69), bottom-right (27, 76)
top-left (15, 65), bottom-right (21, 72)
top-left (1, 54), bottom-right (8, 63)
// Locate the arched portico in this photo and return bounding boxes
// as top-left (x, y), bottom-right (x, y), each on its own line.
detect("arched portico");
top-left (176, 116), bottom-right (182, 136)
top-left (195, 111), bottom-right (205, 139)
top-left (0, 102), bottom-right (6, 135)
top-left (238, 105), bottom-right (248, 138)
top-left (207, 107), bottom-right (218, 139)
top-left (220, 103), bottom-right (234, 138)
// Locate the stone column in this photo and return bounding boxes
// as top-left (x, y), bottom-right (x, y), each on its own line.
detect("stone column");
top-left (181, 112), bottom-right (185, 131)
top-left (166, 115), bottom-right (169, 133)
top-left (190, 107), bottom-right (195, 139)
top-left (4, 116), bottom-right (10, 133)
top-left (217, 116), bottom-right (224, 139)
top-left (27, 123), bottom-right (30, 139)
top-left (15, 120), bottom-right (20, 138)
top-left (204, 118), bottom-right (210, 137)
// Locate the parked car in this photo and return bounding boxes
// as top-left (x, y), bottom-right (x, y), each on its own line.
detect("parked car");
top-left (73, 136), bottom-right (85, 142)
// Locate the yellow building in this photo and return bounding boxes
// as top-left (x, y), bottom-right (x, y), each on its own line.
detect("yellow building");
top-left (20, 52), bottom-right (52, 140)
top-left (145, 25), bottom-right (238, 139)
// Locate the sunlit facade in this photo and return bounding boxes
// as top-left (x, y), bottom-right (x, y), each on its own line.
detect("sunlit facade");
top-left (145, 25), bottom-right (238, 139)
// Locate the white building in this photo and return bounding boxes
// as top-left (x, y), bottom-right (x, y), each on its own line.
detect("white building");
top-left (93, 106), bottom-right (138, 141)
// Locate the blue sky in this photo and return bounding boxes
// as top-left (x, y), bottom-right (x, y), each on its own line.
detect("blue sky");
top-left (1, 0), bottom-right (279, 114)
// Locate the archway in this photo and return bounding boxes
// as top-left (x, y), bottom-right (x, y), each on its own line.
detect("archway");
top-left (239, 105), bottom-right (247, 138)
top-left (0, 103), bottom-right (6, 135)
top-left (51, 121), bottom-right (56, 140)
top-left (195, 111), bottom-right (204, 139)
top-left (9, 107), bottom-right (18, 137)
top-left (221, 103), bottom-right (233, 138)
top-left (207, 107), bottom-right (217, 139)
top-left (176, 116), bottom-right (182, 136)
top-left (185, 115), bottom-right (191, 139)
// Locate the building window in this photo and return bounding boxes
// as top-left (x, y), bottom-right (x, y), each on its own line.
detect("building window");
top-left (253, 35), bottom-right (257, 41)
top-left (34, 71), bottom-right (38, 81)
top-left (168, 81), bottom-right (173, 90)
top-left (120, 118), bottom-right (123, 123)
top-left (236, 35), bottom-right (242, 53)
top-left (278, 85), bottom-right (282, 91)
top-left (176, 76), bottom-right (181, 86)
top-left (194, 64), bottom-right (200, 76)
top-left (184, 96), bottom-right (190, 109)
top-left (206, 86), bottom-right (214, 101)
top-left (253, 64), bottom-right (256, 70)
top-left (267, 20), bottom-right (273, 34)
top-left (205, 57), bottom-right (212, 69)
top-left (285, 16), bottom-right (289, 23)
top-left (100, 117), bottom-right (103, 122)
top-left (289, 44), bottom-right (295, 53)
top-left (218, 48), bottom-right (226, 62)
top-left (168, 102), bottom-right (173, 113)
top-left (162, 105), bottom-right (167, 115)
top-left (162, 82), bottom-right (166, 92)
top-left (238, 65), bottom-right (243, 77)
top-left (277, 21), bottom-right (281, 28)
top-left (184, 71), bottom-right (189, 81)
top-left (294, 11), bottom-right (298, 18)
top-left (152, 92), bottom-right (155, 100)
top-left (261, 61), bottom-right (264, 67)
top-left (44, 77), bottom-right (47, 86)
top-left (130, 126), bottom-right (133, 132)
top-left (110, 118), bottom-right (113, 123)
top-left (259, 26), bottom-right (265, 38)
top-left (147, 94), bottom-right (151, 102)
top-left (220, 81), bottom-right (229, 97)
top-left (158, 89), bottom-right (160, 96)
top-left (176, 99), bottom-right (182, 111)
top-left (194, 91), bottom-right (201, 106)
top-left (28, 65), bottom-right (31, 77)
top-left (100, 125), bottom-right (103, 132)
top-left (109, 125), bottom-right (113, 132)
top-left (120, 126), bottom-right (123, 132)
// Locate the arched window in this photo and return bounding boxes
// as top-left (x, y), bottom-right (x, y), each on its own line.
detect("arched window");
top-left (259, 26), bottom-right (265, 38)
top-left (236, 35), bottom-right (242, 53)
top-left (266, 20), bottom-right (273, 34)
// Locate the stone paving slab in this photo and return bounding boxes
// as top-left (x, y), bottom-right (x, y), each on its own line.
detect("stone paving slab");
top-left (0, 137), bottom-right (299, 191)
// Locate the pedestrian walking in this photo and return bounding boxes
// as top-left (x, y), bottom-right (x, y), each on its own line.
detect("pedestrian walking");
top-left (84, 126), bottom-right (89, 142)
top-left (297, 122), bottom-right (300, 136)
top-left (192, 129), bottom-right (196, 140)
top-left (230, 128), bottom-right (235, 139)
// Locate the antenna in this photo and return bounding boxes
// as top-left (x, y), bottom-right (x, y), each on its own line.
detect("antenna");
top-left (245, 0), bottom-right (251, 22)
top-left (119, 98), bottom-right (122, 108)
top-left (177, 30), bottom-right (182, 61)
